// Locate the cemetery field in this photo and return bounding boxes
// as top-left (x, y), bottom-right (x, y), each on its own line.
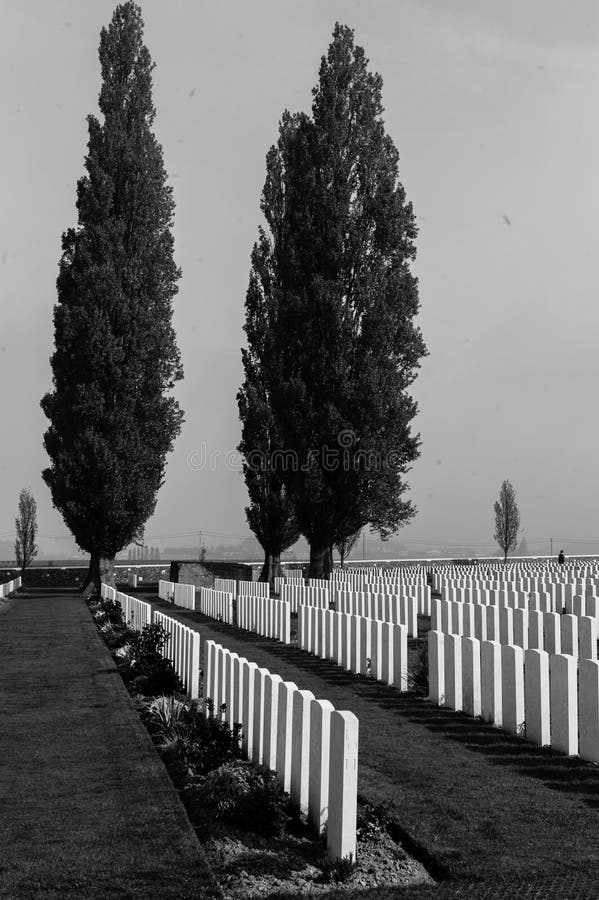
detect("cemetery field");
top-left (142, 589), bottom-right (599, 898)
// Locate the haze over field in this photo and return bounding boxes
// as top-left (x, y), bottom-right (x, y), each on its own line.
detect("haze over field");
top-left (1, 0), bottom-right (597, 559)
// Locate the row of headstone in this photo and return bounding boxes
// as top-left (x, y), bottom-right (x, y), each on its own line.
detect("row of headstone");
top-left (442, 586), bottom-right (557, 610)
top-left (158, 579), bottom-right (196, 610)
top-left (440, 584), bottom-right (599, 619)
top-left (329, 581), bottom-right (431, 616)
top-left (0, 576), bottom-right (21, 598)
top-left (103, 583), bottom-right (201, 698)
top-left (237, 595), bottom-right (291, 644)
top-left (441, 573), bottom-right (597, 593)
top-left (158, 579), bottom-right (173, 601)
top-left (238, 579), bottom-right (270, 598)
top-left (280, 583), bottom-right (329, 614)
top-left (430, 563), bottom-right (599, 594)
top-left (204, 639), bottom-right (358, 860)
top-left (114, 588), bottom-right (153, 631)
top-left (153, 608), bottom-right (201, 698)
top-left (335, 591), bottom-right (418, 637)
top-left (432, 599), bottom-right (598, 659)
top-left (214, 577), bottom-right (237, 597)
top-left (439, 581), bottom-right (597, 607)
top-left (197, 587), bottom-right (234, 624)
top-left (298, 605), bottom-right (408, 690)
top-left (428, 630), bottom-right (599, 761)
top-left (332, 565), bottom-right (426, 578)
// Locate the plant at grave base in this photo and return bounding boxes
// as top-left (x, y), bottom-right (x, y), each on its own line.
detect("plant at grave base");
top-left (100, 597), bottom-right (124, 626)
top-left (144, 693), bottom-right (187, 733)
top-left (185, 758), bottom-right (291, 837)
top-left (146, 698), bottom-right (243, 785)
top-left (318, 852), bottom-right (356, 884)
top-left (356, 800), bottom-right (393, 842)
top-left (407, 641), bottom-right (429, 695)
top-left (125, 622), bottom-right (184, 696)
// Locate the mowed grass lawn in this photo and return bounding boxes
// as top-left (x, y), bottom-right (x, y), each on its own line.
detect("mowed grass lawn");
top-left (0, 589), bottom-right (223, 900)
top-left (143, 588), bottom-right (599, 898)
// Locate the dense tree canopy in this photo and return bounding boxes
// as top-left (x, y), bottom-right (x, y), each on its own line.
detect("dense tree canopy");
top-left (41, 2), bottom-right (183, 588)
top-left (243, 23), bottom-right (427, 577)
top-left (238, 234), bottom-right (300, 583)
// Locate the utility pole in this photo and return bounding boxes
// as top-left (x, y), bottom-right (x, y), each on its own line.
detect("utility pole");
top-left (550, 537), bottom-right (553, 557)
top-left (362, 530), bottom-right (366, 561)
top-left (199, 530), bottom-right (202, 560)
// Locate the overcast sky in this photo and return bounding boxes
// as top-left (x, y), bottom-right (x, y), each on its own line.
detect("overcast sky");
top-left (1, 0), bottom-right (597, 558)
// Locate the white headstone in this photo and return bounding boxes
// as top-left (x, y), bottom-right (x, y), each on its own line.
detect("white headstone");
top-left (308, 699), bottom-right (334, 835)
top-left (428, 631), bottom-right (444, 704)
top-left (251, 667), bottom-right (269, 764)
top-left (263, 672), bottom-right (282, 770)
top-left (549, 653), bottom-right (578, 756)
top-left (579, 658), bottom-right (599, 763)
top-left (276, 681), bottom-right (297, 792)
top-left (462, 636), bottom-right (481, 717)
top-left (544, 612), bottom-right (561, 656)
top-left (241, 661), bottom-right (258, 757)
top-left (444, 633), bottom-right (463, 711)
top-left (560, 614), bottom-right (578, 657)
top-left (326, 711), bottom-right (358, 862)
top-left (500, 644), bottom-right (525, 736)
top-left (481, 640), bottom-right (502, 727)
top-left (579, 616), bottom-right (598, 660)
top-left (524, 648), bottom-right (550, 746)
top-left (290, 689), bottom-right (315, 815)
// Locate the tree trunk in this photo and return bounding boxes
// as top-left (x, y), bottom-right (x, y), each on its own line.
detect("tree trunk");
top-left (80, 552), bottom-right (115, 597)
top-left (309, 542), bottom-right (333, 579)
top-left (259, 552), bottom-right (283, 589)
top-left (504, 549), bottom-right (508, 563)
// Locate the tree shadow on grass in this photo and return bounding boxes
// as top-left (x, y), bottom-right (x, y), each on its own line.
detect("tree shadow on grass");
top-left (370, 691), bottom-right (599, 807)
top-left (149, 599), bottom-right (599, 807)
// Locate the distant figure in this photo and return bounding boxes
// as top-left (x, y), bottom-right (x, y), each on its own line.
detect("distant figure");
top-left (558, 549), bottom-right (565, 566)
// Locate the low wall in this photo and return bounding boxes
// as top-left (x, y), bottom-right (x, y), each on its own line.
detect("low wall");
top-left (0, 567), bottom-right (87, 587)
top-left (0, 563), bottom-right (170, 588)
top-left (116, 565), bottom-right (170, 585)
top-left (169, 560), bottom-right (255, 588)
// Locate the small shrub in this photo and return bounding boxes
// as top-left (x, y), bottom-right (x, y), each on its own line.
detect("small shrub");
top-left (187, 759), bottom-right (290, 836)
top-left (145, 694), bottom-right (187, 733)
top-left (142, 697), bottom-right (243, 784)
top-left (356, 800), bottom-right (393, 842)
top-left (319, 852), bottom-right (356, 883)
top-left (100, 597), bottom-right (124, 626)
top-left (125, 623), bottom-right (184, 696)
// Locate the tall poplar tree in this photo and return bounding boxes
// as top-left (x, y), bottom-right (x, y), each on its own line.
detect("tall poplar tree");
top-left (238, 234), bottom-right (300, 584)
top-left (494, 479), bottom-right (521, 563)
top-left (246, 24), bottom-right (427, 577)
top-left (14, 488), bottom-right (38, 577)
top-left (41, 2), bottom-right (183, 591)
